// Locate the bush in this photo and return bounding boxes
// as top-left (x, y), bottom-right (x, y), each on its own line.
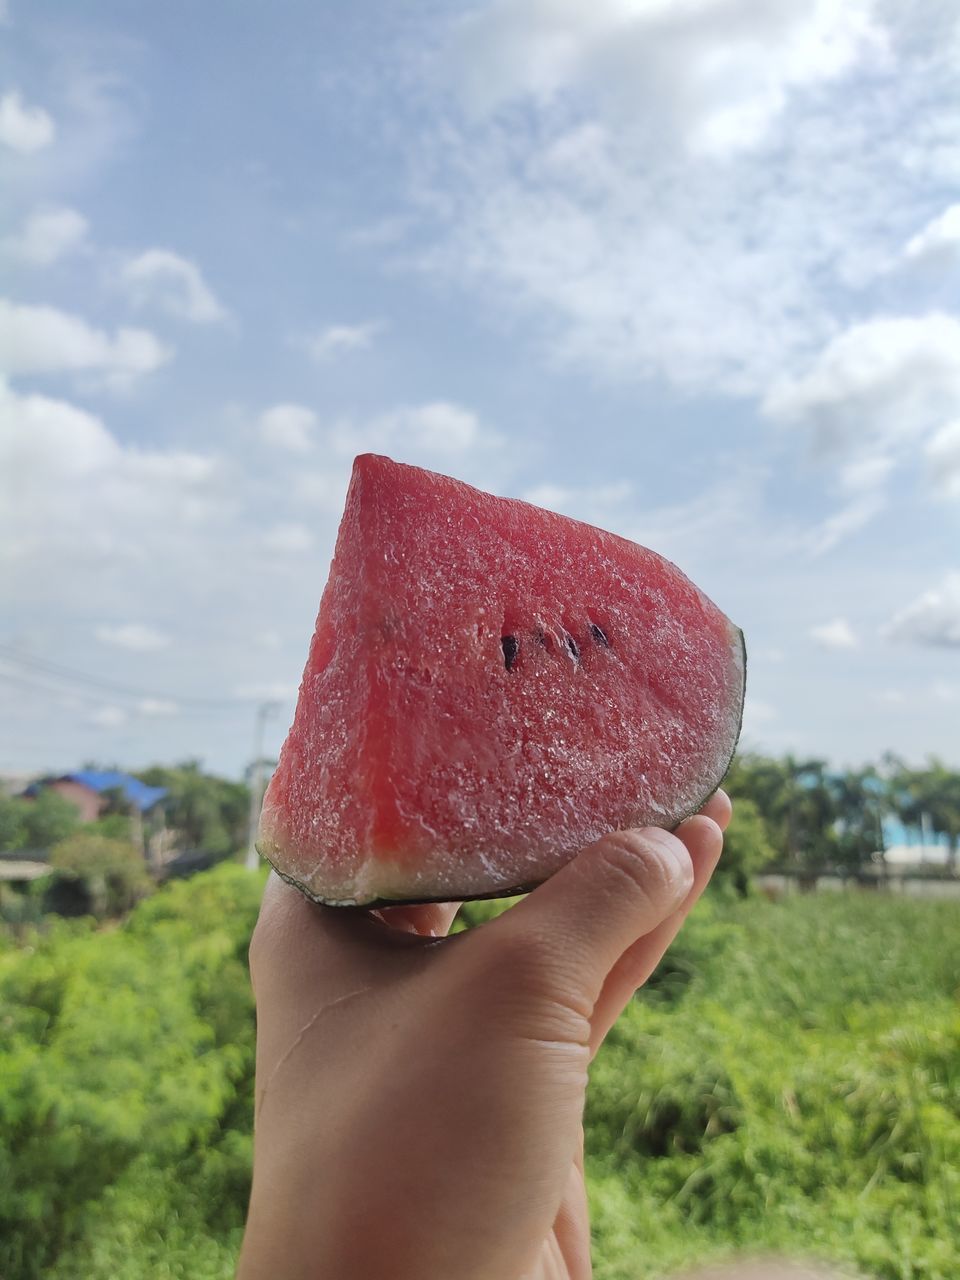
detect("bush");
top-left (0, 864), bottom-right (264, 1279)
top-left (0, 875), bottom-right (957, 1278)
top-left (0, 790), bottom-right (80, 854)
top-left (47, 835), bottom-right (152, 919)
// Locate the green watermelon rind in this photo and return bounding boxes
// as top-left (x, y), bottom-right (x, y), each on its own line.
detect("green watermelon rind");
top-left (257, 627), bottom-right (747, 909)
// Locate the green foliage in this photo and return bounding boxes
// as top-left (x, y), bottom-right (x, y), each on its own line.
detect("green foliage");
top-left (0, 872), bottom-right (958, 1278)
top-left (0, 794), bottom-right (27, 851)
top-left (726, 752), bottom-right (960, 882)
top-left (86, 813), bottom-right (136, 842)
top-left (22, 790), bottom-right (81, 850)
top-left (137, 762), bottom-right (249, 858)
top-left (48, 834), bottom-right (152, 919)
top-left (0, 790), bottom-right (80, 854)
top-left (889, 758), bottom-right (960, 870)
top-left (712, 796), bottom-right (775, 894)
top-left (586, 894), bottom-right (960, 1279)
top-left (725, 753), bottom-right (840, 873)
top-left (0, 864), bottom-right (265, 1279)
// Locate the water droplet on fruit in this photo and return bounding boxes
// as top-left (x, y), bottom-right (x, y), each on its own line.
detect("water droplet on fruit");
top-left (501, 635), bottom-right (519, 671)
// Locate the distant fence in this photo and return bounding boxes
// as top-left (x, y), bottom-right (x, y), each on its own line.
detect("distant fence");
top-left (757, 872), bottom-right (960, 900)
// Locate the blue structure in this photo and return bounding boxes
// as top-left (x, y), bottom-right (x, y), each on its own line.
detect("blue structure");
top-left (881, 816), bottom-right (950, 850)
top-left (28, 770), bottom-right (167, 813)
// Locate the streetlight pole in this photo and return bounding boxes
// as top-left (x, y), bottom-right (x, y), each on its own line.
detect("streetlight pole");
top-left (246, 701), bottom-right (279, 871)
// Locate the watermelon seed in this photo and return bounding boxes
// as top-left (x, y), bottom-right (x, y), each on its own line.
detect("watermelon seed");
top-left (501, 635), bottom-right (519, 671)
top-left (534, 627), bottom-right (549, 648)
top-left (562, 632), bottom-right (581, 663)
top-left (589, 623), bottom-right (610, 647)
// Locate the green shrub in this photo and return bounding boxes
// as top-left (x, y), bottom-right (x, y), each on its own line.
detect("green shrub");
top-left (47, 834), bottom-right (152, 919)
top-left (0, 874), bottom-right (957, 1279)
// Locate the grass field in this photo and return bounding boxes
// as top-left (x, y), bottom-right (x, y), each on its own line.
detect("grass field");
top-left (1, 869), bottom-right (957, 1279)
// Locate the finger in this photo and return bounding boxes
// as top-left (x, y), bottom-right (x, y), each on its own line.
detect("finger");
top-left (588, 815), bottom-right (723, 1055)
top-left (697, 787), bottom-right (731, 832)
top-left (373, 901), bottom-right (462, 938)
top-left (476, 827), bottom-right (694, 1007)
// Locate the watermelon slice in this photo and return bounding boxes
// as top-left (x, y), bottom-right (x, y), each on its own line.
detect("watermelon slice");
top-left (257, 455), bottom-right (745, 906)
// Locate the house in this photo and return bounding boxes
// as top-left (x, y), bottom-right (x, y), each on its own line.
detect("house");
top-left (26, 770), bottom-right (167, 822)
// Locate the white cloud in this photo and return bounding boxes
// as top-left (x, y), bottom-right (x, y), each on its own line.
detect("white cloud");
top-left (0, 89), bottom-right (55, 153)
top-left (904, 203), bottom-right (960, 262)
top-left (121, 248), bottom-right (228, 324)
top-left (396, 401), bottom-right (479, 452)
top-left (618, 464), bottom-right (773, 570)
top-left (262, 522), bottom-right (314, 554)
top-left (332, 401), bottom-right (485, 456)
top-left (839, 454), bottom-right (894, 494)
top-left (137, 698), bottom-right (178, 716)
top-left (810, 618), bottom-right (859, 650)
top-left (3, 206), bottom-right (88, 265)
top-left (407, 3), bottom-right (955, 398)
top-left (0, 299), bottom-right (171, 385)
top-left (302, 321), bottom-right (380, 361)
top-left (522, 480), bottom-right (632, 520)
top-left (89, 705), bottom-right (127, 729)
top-left (294, 467), bottom-right (348, 510)
top-left (883, 573), bottom-right (960, 649)
top-left (802, 492), bottom-right (884, 555)
top-left (451, 0), bottom-right (888, 154)
top-left (95, 623), bottom-right (171, 652)
top-left (926, 421), bottom-right (960, 500)
top-left (0, 380), bottom-right (217, 568)
top-left (259, 403), bottom-right (317, 454)
top-left (763, 313), bottom-right (960, 454)
top-left (931, 682), bottom-right (959, 705)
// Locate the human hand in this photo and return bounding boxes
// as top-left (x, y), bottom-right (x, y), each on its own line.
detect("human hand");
top-left (239, 791), bottom-right (731, 1280)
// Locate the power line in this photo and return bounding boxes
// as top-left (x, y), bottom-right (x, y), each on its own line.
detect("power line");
top-left (0, 644), bottom-right (249, 712)
top-left (0, 667), bottom-right (248, 719)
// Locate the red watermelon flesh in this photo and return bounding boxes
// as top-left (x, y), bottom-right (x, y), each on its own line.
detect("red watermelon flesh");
top-left (257, 454), bottom-right (745, 906)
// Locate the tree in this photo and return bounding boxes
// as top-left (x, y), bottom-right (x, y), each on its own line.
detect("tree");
top-left (137, 763), bottom-right (249, 857)
top-left (0, 793), bottom-right (27, 852)
top-left (715, 796), bottom-right (776, 894)
top-left (724, 753), bottom-right (839, 874)
top-left (20, 790), bottom-right (79, 851)
top-left (885, 757), bottom-right (960, 873)
top-left (48, 834), bottom-right (152, 918)
top-left (830, 767), bottom-right (887, 876)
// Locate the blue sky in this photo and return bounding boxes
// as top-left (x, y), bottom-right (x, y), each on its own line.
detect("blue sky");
top-left (1, 0), bottom-right (958, 779)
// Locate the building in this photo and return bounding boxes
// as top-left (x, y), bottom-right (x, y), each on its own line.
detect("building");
top-left (26, 770), bottom-right (167, 822)
top-left (879, 816), bottom-right (953, 870)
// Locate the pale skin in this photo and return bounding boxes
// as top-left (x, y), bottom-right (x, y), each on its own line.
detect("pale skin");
top-left (239, 789), bottom-right (731, 1280)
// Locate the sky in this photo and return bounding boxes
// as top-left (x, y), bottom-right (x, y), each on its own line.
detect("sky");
top-left (1, 0), bottom-right (958, 780)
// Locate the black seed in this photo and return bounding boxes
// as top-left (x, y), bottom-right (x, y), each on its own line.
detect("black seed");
top-left (563, 632), bottom-right (580, 663)
top-left (589, 623), bottom-right (610, 647)
top-left (501, 635), bottom-right (519, 671)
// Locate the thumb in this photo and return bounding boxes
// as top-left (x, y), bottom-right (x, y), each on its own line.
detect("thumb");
top-left (476, 827), bottom-right (694, 1007)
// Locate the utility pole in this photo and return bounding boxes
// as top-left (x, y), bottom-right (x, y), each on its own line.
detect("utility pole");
top-left (246, 701), bottom-right (279, 871)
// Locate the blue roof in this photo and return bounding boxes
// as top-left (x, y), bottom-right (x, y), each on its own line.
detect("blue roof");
top-left (58, 770), bottom-right (167, 812)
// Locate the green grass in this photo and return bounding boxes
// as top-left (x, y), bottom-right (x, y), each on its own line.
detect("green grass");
top-left (0, 878), bottom-right (957, 1279)
top-left (585, 894), bottom-right (960, 1279)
